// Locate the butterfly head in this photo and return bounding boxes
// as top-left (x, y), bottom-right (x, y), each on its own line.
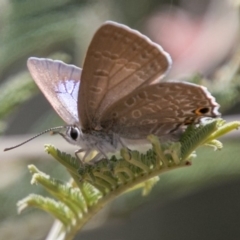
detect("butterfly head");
top-left (56, 125), bottom-right (83, 146)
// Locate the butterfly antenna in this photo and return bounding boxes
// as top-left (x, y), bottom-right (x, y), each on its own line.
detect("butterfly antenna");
top-left (4, 126), bottom-right (66, 151)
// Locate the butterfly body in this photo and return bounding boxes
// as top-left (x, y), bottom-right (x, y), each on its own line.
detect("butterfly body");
top-left (25, 21), bottom-right (220, 162)
top-left (61, 125), bottom-right (121, 159)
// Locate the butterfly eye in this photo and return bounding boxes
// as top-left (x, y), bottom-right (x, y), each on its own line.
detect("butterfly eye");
top-left (69, 126), bottom-right (80, 141)
top-left (194, 107), bottom-right (209, 115)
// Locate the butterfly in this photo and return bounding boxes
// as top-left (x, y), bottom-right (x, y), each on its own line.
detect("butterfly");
top-left (5, 21), bottom-right (220, 162)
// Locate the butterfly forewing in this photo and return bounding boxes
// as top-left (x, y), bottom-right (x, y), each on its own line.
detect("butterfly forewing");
top-left (79, 21), bottom-right (172, 130)
top-left (27, 58), bottom-right (82, 125)
top-left (100, 82), bottom-right (220, 139)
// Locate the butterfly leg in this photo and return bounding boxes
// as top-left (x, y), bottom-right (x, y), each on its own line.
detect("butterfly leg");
top-left (79, 149), bottom-right (106, 167)
top-left (75, 149), bottom-right (101, 180)
top-left (118, 137), bottom-right (127, 148)
top-left (75, 148), bottom-right (90, 167)
top-left (90, 147), bottom-right (114, 172)
top-left (114, 133), bottom-right (132, 153)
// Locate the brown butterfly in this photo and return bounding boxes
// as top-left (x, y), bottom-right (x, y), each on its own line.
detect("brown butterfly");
top-left (5, 21), bottom-right (220, 162)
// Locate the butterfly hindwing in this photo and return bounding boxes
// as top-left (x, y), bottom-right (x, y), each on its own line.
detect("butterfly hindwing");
top-left (100, 81), bottom-right (220, 139)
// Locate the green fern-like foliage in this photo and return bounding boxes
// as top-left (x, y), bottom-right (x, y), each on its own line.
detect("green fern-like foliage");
top-left (17, 119), bottom-right (240, 240)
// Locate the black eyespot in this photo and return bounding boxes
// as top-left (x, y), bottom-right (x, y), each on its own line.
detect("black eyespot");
top-left (198, 107), bottom-right (209, 114)
top-left (194, 107), bottom-right (209, 115)
top-left (70, 127), bottom-right (79, 141)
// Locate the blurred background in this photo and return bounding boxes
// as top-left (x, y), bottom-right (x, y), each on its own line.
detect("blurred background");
top-left (0, 0), bottom-right (240, 239)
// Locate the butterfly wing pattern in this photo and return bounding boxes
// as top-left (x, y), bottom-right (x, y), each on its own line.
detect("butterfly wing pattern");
top-left (27, 58), bottom-right (81, 125)
top-left (26, 21), bottom-right (220, 161)
top-left (78, 21), bottom-right (172, 131)
top-left (101, 81), bottom-right (220, 140)
top-left (78, 21), bottom-right (220, 139)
